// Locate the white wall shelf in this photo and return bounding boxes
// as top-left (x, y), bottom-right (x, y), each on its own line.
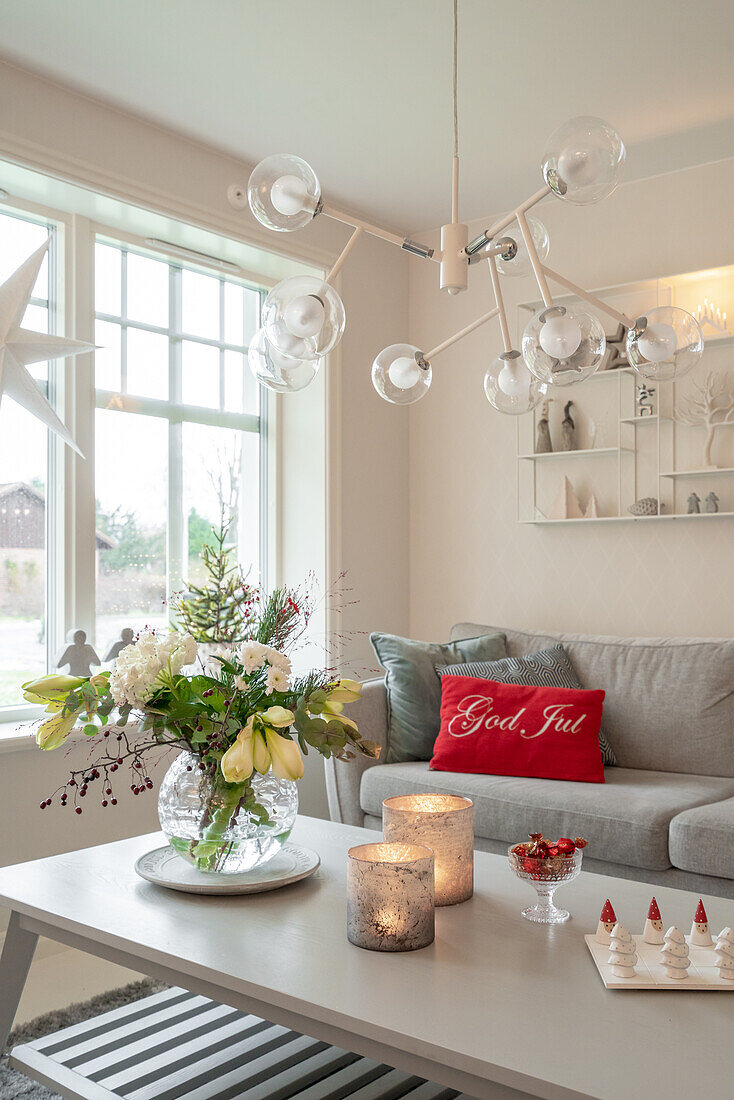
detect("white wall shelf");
top-left (518, 447), bottom-right (622, 461)
top-left (660, 467), bottom-right (734, 478)
top-left (516, 271), bottom-right (734, 525)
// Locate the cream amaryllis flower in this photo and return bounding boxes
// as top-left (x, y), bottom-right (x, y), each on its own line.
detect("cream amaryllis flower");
top-left (23, 674), bottom-right (84, 710)
top-left (265, 666), bottom-right (290, 695)
top-left (220, 706), bottom-right (301, 783)
top-left (36, 709), bottom-right (78, 750)
top-left (220, 725), bottom-right (255, 782)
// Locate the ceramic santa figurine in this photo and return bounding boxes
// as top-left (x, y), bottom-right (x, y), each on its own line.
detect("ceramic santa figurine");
top-left (714, 927), bottom-right (734, 981)
top-left (595, 899), bottom-right (617, 944)
top-left (643, 897), bottom-right (664, 944)
top-left (661, 926), bottom-right (690, 979)
top-left (608, 923), bottom-right (637, 978)
top-left (690, 899), bottom-right (714, 946)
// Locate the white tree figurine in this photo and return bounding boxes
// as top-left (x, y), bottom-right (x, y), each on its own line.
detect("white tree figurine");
top-left (714, 927), bottom-right (734, 981)
top-left (608, 923), bottom-right (637, 978)
top-left (660, 926), bottom-right (690, 979)
top-left (675, 371), bottom-right (734, 469)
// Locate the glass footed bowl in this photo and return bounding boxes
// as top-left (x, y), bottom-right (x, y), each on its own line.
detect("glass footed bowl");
top-left (508, 844), bottom-right (583, 923)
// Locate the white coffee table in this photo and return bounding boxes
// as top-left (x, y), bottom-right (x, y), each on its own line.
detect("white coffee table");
top-left (0, 816), bottom-right (731, 1100)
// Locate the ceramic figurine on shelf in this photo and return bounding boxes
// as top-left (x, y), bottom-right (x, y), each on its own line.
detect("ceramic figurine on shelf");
top-left (661, 927), bottom-right (690, 979)
top-left (608, 923), bottom-right (637, 978)
top-left (690, 899), bottom-right (714, 946)
top-left (549, 476), bottom-right (584, 519)
top-left (57, 629), bottom-right (100, 677)
top-left (535, 398), bottom-right (553, 454)
top-left (104, 627), bottom-right (135, 663)
top-left (585, 495), bottom-right (600, 519)
top-left (643, 897), bottom-right (665, 945)
top-left (687, 492), bottom-right (701, 514)
top-left (636, 384), bottom-right (656, 417)
top-left (628, 497), bottom-right (660, 517)
top-left (714, 928), bottom-right (734, 981)
top-left (560, 401), bottom-right (576, 451)
top-left (596, 898), bottom-right (617, 945)
top-left (705, 491), bottom-right (720, 514)
top-left (675, 370), bottom-right (734, 469)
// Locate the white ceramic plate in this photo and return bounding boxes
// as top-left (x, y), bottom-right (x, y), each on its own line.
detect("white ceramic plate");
top-left (134, 843), bottom-right (320, 895)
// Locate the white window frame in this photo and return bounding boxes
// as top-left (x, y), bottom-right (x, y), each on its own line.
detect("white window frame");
top-left (1, 202), bottom-right (279, 725)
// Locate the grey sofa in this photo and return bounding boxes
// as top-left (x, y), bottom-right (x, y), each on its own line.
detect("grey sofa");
top-left (325, 623), bottom-right (734, 899)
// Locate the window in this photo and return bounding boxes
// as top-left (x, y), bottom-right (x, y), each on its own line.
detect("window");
top-left (0, 210), bottom-right (56, 706)
top-left (0, 199), bottom-right (272, 715)
top-left (93, 241), bottom-right (265, 658)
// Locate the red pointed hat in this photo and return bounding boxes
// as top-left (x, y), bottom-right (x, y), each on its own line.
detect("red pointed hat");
top-left (600, 898), bottom-right (616, 923)
top-left (648, 897), bottom-right (661, 921)
top-left (694, 899), bottom-right (708, 924)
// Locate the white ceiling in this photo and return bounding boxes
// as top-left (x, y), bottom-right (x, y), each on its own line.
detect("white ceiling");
top-left (1, 0), bottom-right (733, 230)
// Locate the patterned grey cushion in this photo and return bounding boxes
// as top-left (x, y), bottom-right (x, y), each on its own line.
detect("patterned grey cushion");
top-left (436, 643), bottom-right (616, 766)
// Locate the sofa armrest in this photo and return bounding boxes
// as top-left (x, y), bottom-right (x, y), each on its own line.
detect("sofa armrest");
top-left (324, 677), bottom-right (388, 826)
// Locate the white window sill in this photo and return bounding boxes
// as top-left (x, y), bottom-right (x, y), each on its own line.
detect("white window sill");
top-left (0, 721), bottom-right (38, 754)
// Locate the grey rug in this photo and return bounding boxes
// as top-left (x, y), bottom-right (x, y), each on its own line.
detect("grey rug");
top-left (1, 979), bottom-right (166, 1098)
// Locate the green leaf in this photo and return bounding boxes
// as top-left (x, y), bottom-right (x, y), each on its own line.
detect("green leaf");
top-left (83, 723), bottom-right (97, 737)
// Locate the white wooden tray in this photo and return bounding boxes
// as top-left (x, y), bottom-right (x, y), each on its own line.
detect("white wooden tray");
top-left (585, 933), bottom-right (734, 990)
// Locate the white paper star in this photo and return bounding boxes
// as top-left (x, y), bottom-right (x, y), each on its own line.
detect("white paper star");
top-left (0, 240), bottom-right (94, 455)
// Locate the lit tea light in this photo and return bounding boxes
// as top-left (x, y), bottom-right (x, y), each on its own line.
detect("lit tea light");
top-left (382, 793), bottom-right (474, 906)
top-left (347, 842), bottom-right (435, 952)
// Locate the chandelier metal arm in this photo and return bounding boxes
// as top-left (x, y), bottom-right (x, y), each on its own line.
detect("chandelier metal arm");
top-left (516, 208), bottom-right (554, 309)
top-left (539, 264), bottom-right (634, 329)
top-left (425, 305), bottom-right (499, 361)
top-left (464, 185), bottom-right (552, 259)
top-left (487, 254), bottom-right (512, 355)
top-left (319, 202), bottom-right (437, 262)
top-left (325, 227), bottom-right (363, 284)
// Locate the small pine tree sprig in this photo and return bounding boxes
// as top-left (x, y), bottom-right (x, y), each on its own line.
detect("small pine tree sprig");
top-left (173, 515), bottom-right (257, 644)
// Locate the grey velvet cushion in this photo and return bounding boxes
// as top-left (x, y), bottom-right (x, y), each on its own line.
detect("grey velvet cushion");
top-left (360, 762), bottom-right (734, 870)
top-left (436, 644), bottom-right (616, 766)
top-left (450, 623), bottom-right (734, 777)
top-left (669, 797), bottom-right (734, 880)
top-left (370, 630), bottom-right (506, 763)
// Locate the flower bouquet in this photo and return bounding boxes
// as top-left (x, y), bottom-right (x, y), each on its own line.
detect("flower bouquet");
top-left (24, 586), bottom-right (378, 874)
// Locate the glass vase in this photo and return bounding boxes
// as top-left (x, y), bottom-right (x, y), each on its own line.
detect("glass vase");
top-left (158, 750), bottom-right (298, 874)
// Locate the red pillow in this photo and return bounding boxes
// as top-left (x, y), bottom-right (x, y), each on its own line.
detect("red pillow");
top-left (431, 675), bottom-right (605, 783)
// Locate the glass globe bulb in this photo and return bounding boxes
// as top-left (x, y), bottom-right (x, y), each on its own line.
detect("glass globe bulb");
top-left (542, 117), bottom-right (625, 205)
top-left (248, 327), bottom-right (320, 392)
top-left (496, 216), bottom-right (550, 277)
top-left (262, 275), bottom-right (345, 362)
top-left (522, 306), bottom-right (606, 386)
top-left (485, 351), bottom-right (547, 415)
top-left (538, 313), bottom-right (582, 359)
top-left (626, 307), bottom-right (704, 382)
top-left (270, 174), bottom-right (309, 216)
top-left (283, 294), bottom-right (326, 339)
top-left (372, 343), bottom-right (432, 405)
top-left (248, 154), bottom-right (321, 232)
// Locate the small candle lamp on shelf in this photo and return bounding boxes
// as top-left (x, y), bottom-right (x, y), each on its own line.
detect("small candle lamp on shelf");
top-left (383, 794), bottom-right (474, 906)
top-left (347, 843), bottom-right (435, 952)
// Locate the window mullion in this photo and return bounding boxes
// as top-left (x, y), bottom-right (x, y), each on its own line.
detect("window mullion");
top-left (168, 266), bottom-right (184, 610)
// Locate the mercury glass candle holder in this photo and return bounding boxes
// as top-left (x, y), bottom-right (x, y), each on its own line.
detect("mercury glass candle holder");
top-left (382, 794), bottom-right (474, 906)
top-left (347, 843), bottom-right (435, 952)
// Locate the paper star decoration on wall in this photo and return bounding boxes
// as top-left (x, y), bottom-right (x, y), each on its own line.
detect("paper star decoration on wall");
top-left (0, 239), bottom-right (94, 455)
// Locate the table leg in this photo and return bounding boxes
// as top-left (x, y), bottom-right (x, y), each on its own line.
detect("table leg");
top-left (0, 911), bottom-right (39, 1049)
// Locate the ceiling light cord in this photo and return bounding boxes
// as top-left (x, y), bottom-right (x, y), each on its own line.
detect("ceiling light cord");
top-left (451, 0), bottom-right (459, 223)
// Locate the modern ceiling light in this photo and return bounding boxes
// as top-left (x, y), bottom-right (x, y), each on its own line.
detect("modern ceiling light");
top-left (248, 326), bottom-right (321, 393)
top-left (235, 1), bottom-right (703, 411)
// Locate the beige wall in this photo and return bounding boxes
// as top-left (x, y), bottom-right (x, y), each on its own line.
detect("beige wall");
top-left (407, 158), bottom-right (734, 643)
top-left (0, 58), bottom-right (410, 901)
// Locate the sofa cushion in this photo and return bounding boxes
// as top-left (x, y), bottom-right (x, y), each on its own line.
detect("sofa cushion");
top-left (437, 644), bottom-right (616, 765)
top-left (370, 629), bottom-right (506, 763)
top-left (360, 762), bottom-right (734, 871)
top-left (669, 798), bottom-right (734, 881)
top-left (449, 623), bottom-right (734, 777)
